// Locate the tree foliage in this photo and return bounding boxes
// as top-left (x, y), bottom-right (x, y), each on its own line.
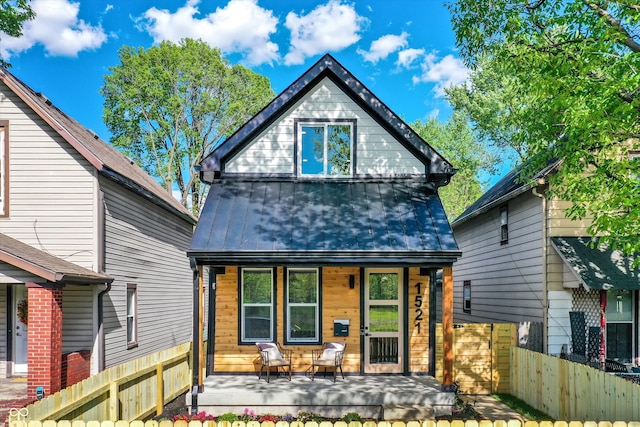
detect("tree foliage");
top-left (446, 0), bottom-right (640, 257)
top-left (0, 0), bottom-right (35, 67)
top-left (411, 112), bottom-right (500, 220)
top-left (101, 39), bottom-right (275, 214)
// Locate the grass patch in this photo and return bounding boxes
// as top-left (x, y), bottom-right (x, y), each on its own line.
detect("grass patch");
top-left (492, 394), bottom-right (554, 421)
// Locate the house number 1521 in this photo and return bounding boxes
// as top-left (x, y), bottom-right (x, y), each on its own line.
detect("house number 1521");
top-left (414, 282), bottom-right (423, 334)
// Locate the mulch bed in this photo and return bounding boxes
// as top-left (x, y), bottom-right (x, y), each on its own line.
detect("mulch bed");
top-left (153, 392), bottom-right (482, 422)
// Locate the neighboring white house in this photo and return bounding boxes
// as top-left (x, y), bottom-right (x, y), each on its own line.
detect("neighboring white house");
top-left (0, 68), bottom-right (197, 399)
top-left (451, 161), bottom-right (640, 366)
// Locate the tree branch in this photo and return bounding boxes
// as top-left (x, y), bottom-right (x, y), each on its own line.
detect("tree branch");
top-left (584, 1), bottom-right (640, 53)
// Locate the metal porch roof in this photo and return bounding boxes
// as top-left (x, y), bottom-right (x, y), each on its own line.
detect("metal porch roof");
top-left (188, 180), bottom-right (460, 265)
top-left (551, 237), bottom-right (640, 291)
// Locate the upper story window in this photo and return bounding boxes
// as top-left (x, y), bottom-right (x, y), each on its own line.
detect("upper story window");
top-left (630, 151), bottom-right (639, 180)
top-left (0, 122), bottom-right (7, 217)
top-left (298, 120), bottom-right (353, 177)
top-left (463, 280), bottom-right (471, 313)
top-left (500, 205), bottom-right (509, 244)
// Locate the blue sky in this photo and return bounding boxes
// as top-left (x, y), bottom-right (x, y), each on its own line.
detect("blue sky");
top-left (2, 0), bottom-right (499, 177)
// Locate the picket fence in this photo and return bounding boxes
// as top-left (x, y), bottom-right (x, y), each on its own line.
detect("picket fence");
top-left (10, 342), bottom-right (191, 423)
top-left (9, 421), bottom-right (640, 427)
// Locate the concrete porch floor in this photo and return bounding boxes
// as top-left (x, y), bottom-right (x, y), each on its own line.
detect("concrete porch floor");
top-left (187, 374), bottom-right (455, 420)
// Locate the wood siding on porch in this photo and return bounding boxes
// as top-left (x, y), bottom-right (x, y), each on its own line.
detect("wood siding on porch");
top-left (212, 266), bottom-right (433, 374)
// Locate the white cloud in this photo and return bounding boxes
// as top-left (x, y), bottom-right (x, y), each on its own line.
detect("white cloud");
top-left (413, 53), bottom-right (468, 97)
top-left (138, 0), bottom-right (279, 65)
top-left (0, 0), bottom-right (107, 59)
top-left (358, 32), bottom-right (408, 64)
top-left (284, 0), bottom-right (366, 65)
top-left (105, 4), bottom-right (113, 13)
top-left (396, 48), bottom-right (424, 69)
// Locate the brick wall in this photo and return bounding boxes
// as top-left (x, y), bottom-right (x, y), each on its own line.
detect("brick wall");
top-left (26, 283), bottom-right (63, 398)
top-left (61, 351), bottom-right (91, 388)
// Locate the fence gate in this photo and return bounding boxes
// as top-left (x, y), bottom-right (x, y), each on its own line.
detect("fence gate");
top-left (437, 323), bottom-right (516, 395)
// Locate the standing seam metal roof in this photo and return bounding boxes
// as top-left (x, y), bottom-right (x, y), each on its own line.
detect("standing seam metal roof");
top-left (188, 180), bottom-right (460, 264)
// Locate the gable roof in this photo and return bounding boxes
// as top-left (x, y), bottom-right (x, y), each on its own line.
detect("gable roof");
top-left (188, 179), bottom-right (460, 265)
top-left (199, 53), bottom-right (455, 184)
top-left (453, 159), bottom-right (559, 227)
top-left (0, 68), bottom-right (196, 225)
top-left (0, 233), bottom-right (112, 284)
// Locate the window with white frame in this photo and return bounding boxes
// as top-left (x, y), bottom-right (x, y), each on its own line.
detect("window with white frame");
top-left (241, 268), bottom-right (274, 342)
top-left (126, 284), bottom-right (137, 347)
top-left (500, 205), bottom-right (508, 244)
top-left (286, 268), bottom-right (320, 343)
top-left (0, 123), bottom-right (7, 217)
top-left (463, 281), bottom-right (471, 313)
top-left (298, 121), bottom-right (353, 177)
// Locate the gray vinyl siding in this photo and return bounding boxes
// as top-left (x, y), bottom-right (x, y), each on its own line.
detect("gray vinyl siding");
top-left (452, 193), bottom-right (545, 324)
top-left (226, 77), bottom-right (423, 175)
top-left (101, 177), bottom-right (193, 368)
top-left (62, 285), bottom-right (95, 354)
top-left (0, 83), bottom-right (96, 269)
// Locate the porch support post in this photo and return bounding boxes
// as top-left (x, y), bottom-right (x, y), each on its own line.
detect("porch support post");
top-left (26, 282), bottom-right (63, 398)
top-left (190, 257), bottom-right (200, 414)
top-left (599, 290), bottom-right (606, 370)
top-left (428, 269), bottom-right (437, 376)
top-left (442, 266), bottom-right (454, 390)
top-left (206, 267), bottom-right (225, 375)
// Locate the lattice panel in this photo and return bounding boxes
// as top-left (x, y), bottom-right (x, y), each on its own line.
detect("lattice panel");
top-left (572, 287), bottom-right (601, 327)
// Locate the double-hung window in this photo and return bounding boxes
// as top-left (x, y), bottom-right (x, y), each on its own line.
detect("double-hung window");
top-left (286, 268), bottom-right (320, 343)
top-left (126, 284), bottom-right (138, 348)
top-left (298, 121), bottom-right (353, 177)
top-left (463, 281), bottom-right (471, 313)
top-left (241, 268), bottom-right (274, 342)
top-left (500, 205), bottom-right (508, 244)
top-left (0, 122), bottom-right (7, 217)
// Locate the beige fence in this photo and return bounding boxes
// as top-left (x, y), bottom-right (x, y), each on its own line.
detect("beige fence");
top-left (9, 421), bottom-right (640, 427)
top-left (12, 342), bottom-right (191, 423)
top-left (436, 323), bottom-right (516, 394)
top-left (511, 347), bottom-right (640, 421)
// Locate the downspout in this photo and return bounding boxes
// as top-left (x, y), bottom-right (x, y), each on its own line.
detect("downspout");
top-left (532, 179), bottom-right (549, 353)
top-left (190, 257), bottom-right (200, 415)
top-left (97, 283), bottom-right (111, 371)
top-left (97, 189), bottom-right (110, 371)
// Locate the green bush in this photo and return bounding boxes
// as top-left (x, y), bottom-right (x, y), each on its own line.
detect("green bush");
top-left (217, 412), bottom-right (240, 422)
top-left (342, 412), bottom-right (364, 423)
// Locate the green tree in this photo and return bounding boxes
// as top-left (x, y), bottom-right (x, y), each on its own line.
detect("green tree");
top-left (446, 0), bottom-right (640, 258)
top-left (101, 39), bottom-right (275, 214)
top-left (411, 112), bottom-right (500, 220)
top-left (0, 0), bottom-right (35, 67)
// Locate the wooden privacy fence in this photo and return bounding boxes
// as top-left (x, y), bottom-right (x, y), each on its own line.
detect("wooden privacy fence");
top-left (436, 323), bottom-right (516, 394)
top-left (511, 347), bottom-right (640, 422)
top-left (11, 342), bottom-right (191, 423)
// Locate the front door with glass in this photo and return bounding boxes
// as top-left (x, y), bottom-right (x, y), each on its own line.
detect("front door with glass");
top-left (364, 269), bottom-right (403, 373)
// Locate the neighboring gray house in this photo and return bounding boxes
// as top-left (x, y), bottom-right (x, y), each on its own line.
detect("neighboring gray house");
top-left (452, 162), bottom-right (640, 366)
top-left (0, 68), bottom-right (196, 398)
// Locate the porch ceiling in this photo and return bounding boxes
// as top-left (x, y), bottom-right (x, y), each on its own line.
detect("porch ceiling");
top-left (188, 180), bottom-right (460, 265)
top-left (552, 236), bottom-right (640, 291)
